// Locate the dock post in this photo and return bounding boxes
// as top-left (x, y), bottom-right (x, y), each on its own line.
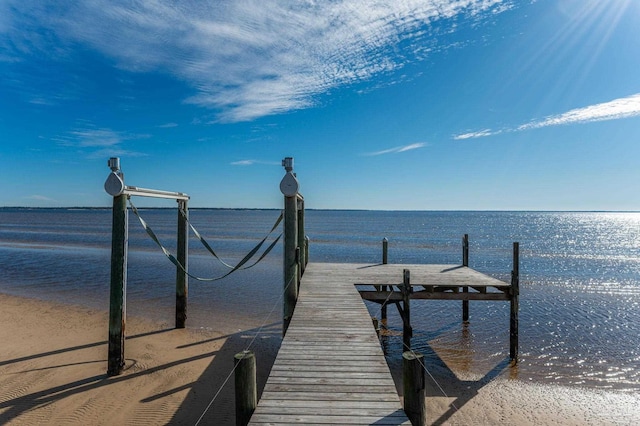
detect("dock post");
top-left (510, 242), bottom-right (520, 362)
top-left (382, 237), bottom-right (388, 264)
top-left (280, 157), bottom-right (299, 336)
top-left (462, 234), bottom-right (469, 322)
top-left (234, 350), bottom-right (257, 426)
top-left (304, 236), bottom-right (310, 267)
top-left (462, 234), bottom-right (469, 266)
top-left (381, 289), bottom-right (388, 325)
top-left (402, 269), bottom-right (412, 350)
top-left (295, 247), bottom-right (301, 291)
top-left (297, 197), bottom-right (306, 276)
top-left (176, 199), bottom-right (188, 328)
top-left (107, 192), bottom-right (128, 376)
top-left (403, 351), bottom-right (426, 426)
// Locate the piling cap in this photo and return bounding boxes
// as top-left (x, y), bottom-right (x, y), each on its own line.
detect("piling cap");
top-left (108, 157), bottom-right (121, 172)
top-left (282, 157), bottom-right (294, 172)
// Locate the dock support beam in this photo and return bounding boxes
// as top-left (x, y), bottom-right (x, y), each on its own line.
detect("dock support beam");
top-left (107, 193), bottom-right (128, 376)
top-left (297, 198), bottom-right (306, 276)
top-left (176, 199), bottom-right (188, 328)
top-left (382, 237), bottom-right (388, 264)
top-left (304, 236), bottom-right (310, 267)
top-left (381, 286), bottom-right (388, 325)
top-left (403, 351), bottom-right (426, 426)
top-left (462, 234), bottom-right (469, 323)
top-left (283, 194), bottom-right (298, 335)
top-left (402, 269), bottom-right (412, 350)
top-left (281, 157), bottom-right (300, 336)
top-left (510, 242), bottom-right (520, 362)
top-left (234, 350), bottom-right (257, 426)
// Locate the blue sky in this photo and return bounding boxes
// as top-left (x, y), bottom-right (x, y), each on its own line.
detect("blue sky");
top-left (1, 0), bottom-right (640, 210)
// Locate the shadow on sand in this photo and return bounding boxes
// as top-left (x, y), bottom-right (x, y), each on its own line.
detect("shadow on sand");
top-left (0, 323), bottom-right (281, 425)
top-left (382, 322), bottom-right (514, 426)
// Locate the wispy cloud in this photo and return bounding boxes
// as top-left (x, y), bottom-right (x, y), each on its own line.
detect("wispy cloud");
top-left (365, 142), bottom-right (427, 156)
top-left (158, 122), bottom-right (178, 128)
top-left (25, 194), bottom-right (56, 202)
top-left (2, 0), bottom-right (512, 122)
top-left (453, 129), bottom-right (500, 140)
top-left (518, 92), bottom-right (640, 130)
top-left (53, 125), bottom-right (148, 158)
top-left (453, 92), bottom-right (640, 140)
top-left (231, 159), bottom-right (279, 166)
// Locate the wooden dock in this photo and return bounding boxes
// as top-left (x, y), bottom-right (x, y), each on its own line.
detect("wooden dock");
top-left (249, 261), bottom-right (516, 425)
top-left (249, 262), bottom-right (413, 425)
top-left (246, 162), bottom-right (519, 425)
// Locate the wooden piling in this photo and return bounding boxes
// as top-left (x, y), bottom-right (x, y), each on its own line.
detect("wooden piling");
top-left (462, 234), bottom-right (469, 322)
top-left (283, 193), bottom-right (298, 336)
top-left (107, 193), bottom-right (128, 376)
top-left (295, 247), bottom-right (301, 291)
top-left (510, 242), bottom-right (520, 362)
top-left (462, 234), bottom-right (469, 266)
top-left (381, 288), bottom-right (388, 325)
top-left (176, 199), bottom-right (188, 329)
top-left (403, 351), bottom-right (426, 426)
top-left (304, 235), bottom-right (310, 267)
top-left (382, 237), bottom-right (388, 264)
top-left (234, 350), bottom-right (257, 426)
top-left (402, 269), bottom-right (412, 350)
top-left (297, 197), bottom-right (306, 276)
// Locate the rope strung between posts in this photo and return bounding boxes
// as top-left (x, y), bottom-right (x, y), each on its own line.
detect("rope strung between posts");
top-left (193, 272), bottom-right (298, 426)
top-left (129, 199), bottom-right (282, 282)
top-left (179, 207), bottom-right (283, 270)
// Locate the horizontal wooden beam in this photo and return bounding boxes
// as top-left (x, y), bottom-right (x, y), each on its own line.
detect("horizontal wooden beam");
top-left (123, 185), bottom-right (189, 200)
top-left (359, 290), bottom-right (510, 302)
top-left (356, 283), bottom-right (511, 290)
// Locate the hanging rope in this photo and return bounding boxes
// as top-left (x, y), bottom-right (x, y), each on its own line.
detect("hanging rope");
top-left (179, 207), bottom-right (283, 270)
top-left (129, 199), bottom-right (282, 282)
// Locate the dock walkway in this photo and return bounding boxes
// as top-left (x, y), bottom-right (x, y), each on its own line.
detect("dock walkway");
top-left (249, 262), bottom-right (413, 425)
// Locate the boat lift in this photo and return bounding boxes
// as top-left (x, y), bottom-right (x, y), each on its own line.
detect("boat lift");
top-left (104, 157), bottom-right (190, 376)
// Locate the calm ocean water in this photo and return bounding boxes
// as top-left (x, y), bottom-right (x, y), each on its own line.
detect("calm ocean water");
top-left (1, 208), bottom-right (639, 392)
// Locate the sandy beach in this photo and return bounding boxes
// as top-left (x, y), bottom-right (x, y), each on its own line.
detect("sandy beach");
top-left (1, 292), bottom-right (638, 425)
top-left (0, 293), bottom-right (280, 425)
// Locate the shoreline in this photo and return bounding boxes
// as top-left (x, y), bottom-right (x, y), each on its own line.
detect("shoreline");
top-left (1, 292), bottom-right (639, 425)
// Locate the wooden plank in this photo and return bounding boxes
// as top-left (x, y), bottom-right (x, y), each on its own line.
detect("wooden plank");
top-left (250, 413), bottom-right (409, 425)
top-left (256, 391), bottom-right (401, 402)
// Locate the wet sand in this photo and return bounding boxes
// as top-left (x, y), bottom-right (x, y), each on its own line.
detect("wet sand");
top-left (1, 293), bottom-right (638, 425)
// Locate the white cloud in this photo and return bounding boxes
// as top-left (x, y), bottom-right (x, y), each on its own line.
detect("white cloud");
top-left (454, 93), bottom-right (640, 140)
top-left (453, 129), bottom-right (500, 140)
top-left (518, 92), bottom-right (640, 130)
top-left (366, 142), bottom-right (426, 156)
top-left (87, 148), bottom-right (148, 160)
top-left (53, 126), bottom-right (149, 158)
top-left (68, 128), bottom-right (125, 147)
top-left (231, 160), bottom-right (257, 166)
top-left (230, 159), bottom-right (279, 166)
top-left (26, 194), bottom-right (56, 202)
top-left (2, 0), bottom-right (512, 122)
top-left (159, 122), bottom-right (178, 128)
